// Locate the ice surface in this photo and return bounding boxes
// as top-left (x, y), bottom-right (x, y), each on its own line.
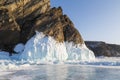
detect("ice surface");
top-left (19, 32), bottom-right (95, 61)
top-left (0, 51), bottom-right (10, 60)
top-left (0, 64), bottom-right (120, 80)
top-left (0, 50), bottom-right (120, 77)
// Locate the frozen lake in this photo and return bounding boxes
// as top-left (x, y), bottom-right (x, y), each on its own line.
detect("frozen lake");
top-left (0, 64), bottom-right (120, 80)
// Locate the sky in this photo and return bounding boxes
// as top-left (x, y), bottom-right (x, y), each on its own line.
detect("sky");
top-left (50, 0), bottom-right (120, 44)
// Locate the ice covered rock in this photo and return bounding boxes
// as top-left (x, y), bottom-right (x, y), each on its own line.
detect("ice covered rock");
top-left (66, 42), bottom-right (95, 60)
top-left (19, 32), bottom-right (68, 61)
top-left (19, 32), bottom-right (95, 61)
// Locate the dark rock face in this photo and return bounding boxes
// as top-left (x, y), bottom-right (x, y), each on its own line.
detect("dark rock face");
top-left (0, 0), bottom-right (84, 53)
top-left (85, 41), bottom-right (120, 57)
top-left (0, 7), bottom-right (20, 52)
top-left (29, 7), bottom-right (84, 44)
top-left (3, 0), bottom-right (50, 43)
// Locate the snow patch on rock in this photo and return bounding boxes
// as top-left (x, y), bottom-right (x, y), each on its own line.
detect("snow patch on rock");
top-left (14, 43), bottom-right (25, 53)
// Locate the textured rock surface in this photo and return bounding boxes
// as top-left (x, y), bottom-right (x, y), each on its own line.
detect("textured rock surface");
top-left (0, 7), bottom-right (20, 52)
top-left (2, 0), bottom-right (50, 43)
top-left (29, 7), bottom-right (84, 44)
top-left (85, 41), bottom-right (120, 57)
top-left (2, 0), bottom-right (50, 19)
top-left (0, 0), bottom-right (84, 52)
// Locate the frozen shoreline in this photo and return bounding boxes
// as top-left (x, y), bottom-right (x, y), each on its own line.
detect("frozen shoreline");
top-left (0, 57), bottom-right (120, 72)
top-left (0, 64), bottom-right (120, 80)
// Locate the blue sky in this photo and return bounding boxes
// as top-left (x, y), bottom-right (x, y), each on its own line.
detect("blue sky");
top-left (50, 0), bottom-right (120, 44)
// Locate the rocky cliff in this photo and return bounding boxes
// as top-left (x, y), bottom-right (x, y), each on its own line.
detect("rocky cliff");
top-left (0, 0), bottom-right (84, 53)
top-left (85, 41), bottom-right (120, 57)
